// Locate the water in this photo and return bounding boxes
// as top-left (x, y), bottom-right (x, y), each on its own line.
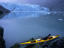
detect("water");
top-left (0, 3), bottom-right (64, 48)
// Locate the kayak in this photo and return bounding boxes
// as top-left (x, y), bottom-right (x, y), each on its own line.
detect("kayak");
top-left (20, 35), bottom-right (59, 45)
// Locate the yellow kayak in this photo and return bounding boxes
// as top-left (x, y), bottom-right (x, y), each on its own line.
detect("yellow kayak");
top-left (20, 35), bottom-right (59, 45)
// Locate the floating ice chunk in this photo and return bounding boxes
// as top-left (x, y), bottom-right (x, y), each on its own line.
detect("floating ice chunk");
top-left (41, 7), bottom-right (49, 11)
top-left (47, 12), bottom-right (51, 14)
top-left (53, 11), bottom-right (57, 14)
top-left (58, 19), bottom-right (64, 21)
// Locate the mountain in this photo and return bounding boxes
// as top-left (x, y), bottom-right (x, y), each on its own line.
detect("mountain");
top-left (0, 4), bottom-right (10, 19)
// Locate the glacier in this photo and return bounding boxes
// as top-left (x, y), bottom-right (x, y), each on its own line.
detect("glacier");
top-left (0, 2), bottom-right (50, 19)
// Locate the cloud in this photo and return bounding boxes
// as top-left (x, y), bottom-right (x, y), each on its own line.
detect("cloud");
top-left (0, 0), bottom-right (8, 2)
top-left (0, 0), bottom-right (17, 3)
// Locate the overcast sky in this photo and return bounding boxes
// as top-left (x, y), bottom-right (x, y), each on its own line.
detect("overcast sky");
top-left (0, 0), bottom-right (64, 10)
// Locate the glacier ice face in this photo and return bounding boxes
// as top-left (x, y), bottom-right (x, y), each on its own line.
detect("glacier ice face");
top-left (0, 3), bottom-right (50, 19)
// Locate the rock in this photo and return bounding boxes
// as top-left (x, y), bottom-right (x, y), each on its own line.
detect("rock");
top-left (48, 37), bottom-right (64, 48)
top-left (0, 5), bottom-right (10, 19)
top-left (0, 27), bottom-right (6, 48)
top-left (10, 43), bottom-right (20, 48)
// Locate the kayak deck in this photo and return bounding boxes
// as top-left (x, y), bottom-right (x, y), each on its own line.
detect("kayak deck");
top-left (20, 35), bottom-right (59, 45)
